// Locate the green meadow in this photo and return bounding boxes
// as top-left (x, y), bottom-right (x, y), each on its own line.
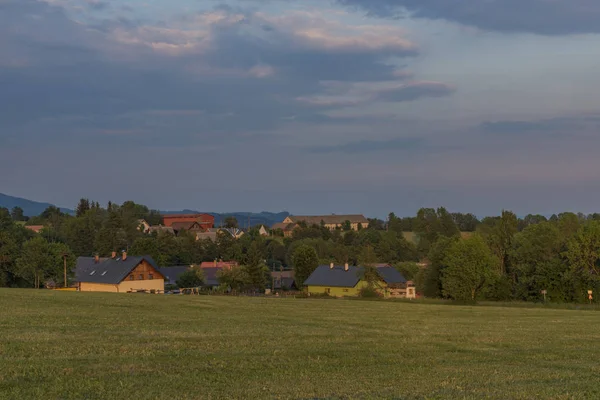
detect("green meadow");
top-left (1, 289), bottom-right (599, 399)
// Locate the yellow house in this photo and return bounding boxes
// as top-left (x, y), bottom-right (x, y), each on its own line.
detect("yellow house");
top-left (304, 264), bottom-right (410, 298)
top-left (75, 252), bottom-right (165, 293)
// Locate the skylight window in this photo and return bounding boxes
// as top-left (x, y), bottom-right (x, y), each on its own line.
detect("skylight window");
top-left (90, 271), bottom-right (96, 275)
top-left (101, 271), bottom-right (107, 276)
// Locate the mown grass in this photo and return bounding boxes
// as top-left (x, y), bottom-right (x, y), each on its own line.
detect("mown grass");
top-left (1, 289), bottom-right (600, 399)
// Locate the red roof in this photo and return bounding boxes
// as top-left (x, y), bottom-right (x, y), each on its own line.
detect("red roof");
top-left (199, 261), bottom-right (238, 269)
top-left (25, 225), bottom-right (45, 233)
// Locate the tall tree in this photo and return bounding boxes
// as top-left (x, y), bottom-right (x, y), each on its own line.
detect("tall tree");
top-left (15, 237), bottom-right (51, 288)
top-left (442, 235), bottom-right (497, 302)
top-left (423, 236), bottom-right (458, 298)
top-left (565, 221), bottom-right (600, 301)
top-left (292, 245), bottom-right (319, 288)
top-left (478, 210), bottom-right (518, 276)
top-left (10, 207), bottom-right (25, 222)
top-left (0, 232), bottom-right (18, 287)
top-left (243, 242), bottom-right (269, 291)
top-left (510, 222), bottom-right (568, 302)
top-left (75, 198), bottom-right (91, 218)
top-left (224, 217), bottom-right (239, 229)
top-left (437, 207), bottom-right (460, 238)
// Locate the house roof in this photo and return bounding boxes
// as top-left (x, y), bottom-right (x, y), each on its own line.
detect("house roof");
top-left (303, 265), bottom-right (406, 287)
top-left (196, 231), bottom-right (217, 241)
top-left (148, 225), bottom-right (175, 234)
top-left (287, 215), bottom-right (369, 225)
top-left (159, 266), bottom-right (190, 284)
top-left (199, 261), bottom-right (238, 269)
top-left (274, 277), bottom-right (296, 289)
top-left (75, 255), bottom-right (162, 284)
top-left (201, 267), bottom-right (222, 286)
top-left (376, 266), bottom-right (407, 285)
top-left (271, 222), bottom-right (296, 231)
top-left (74, 257), bottom-right (108, 281)
top-left (303, 265), bottom-right (363, 287)
top-left (25, 225), bottom-right (45, 233)
top-left (171, 221), bottom-right (202, 231)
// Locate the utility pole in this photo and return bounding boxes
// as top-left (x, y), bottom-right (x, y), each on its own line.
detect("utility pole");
top-left (62, 253), bottom-right (68, 288)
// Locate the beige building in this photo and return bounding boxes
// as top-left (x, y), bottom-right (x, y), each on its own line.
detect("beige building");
top-left (282, 214), bottom-right (369, 231)
top-left (75, 252), bottom-right (165, 293)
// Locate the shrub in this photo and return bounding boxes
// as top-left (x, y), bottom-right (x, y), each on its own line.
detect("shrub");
top-left (359, 286), bottom-right (382, 298)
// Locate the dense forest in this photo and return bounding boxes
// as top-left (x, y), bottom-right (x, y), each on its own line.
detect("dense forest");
top-left (2, 199), bottom-right (600, 303)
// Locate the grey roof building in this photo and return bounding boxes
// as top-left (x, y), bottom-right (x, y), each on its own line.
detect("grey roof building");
top-left (303, 264), bottom-right (406, 287)
top-left (159, 266), bottom-right (191, 285)
top-left (75, 254), bottom-right (162, 284)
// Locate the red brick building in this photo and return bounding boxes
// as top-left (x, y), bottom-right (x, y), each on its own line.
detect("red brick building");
top-left (161, 214), bottom-right (214, 230)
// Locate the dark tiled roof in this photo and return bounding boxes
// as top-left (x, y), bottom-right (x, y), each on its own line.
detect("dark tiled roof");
top-left (303, 265), bottom-right (363, 287)
top-left (376, 266), bottom-right (407, 284)
top-left (303, 265), bottom-right (406, 287)
top-left (75, 256), bottom-right (161, 284)
top-left (74, 257), bottom-right (108, 282)
top-left (159, 266), bottom-right (191, 284)
top-left (202, 267), bottom-right (222, 287)
top-left (274, 277), bottom-right (296, 289)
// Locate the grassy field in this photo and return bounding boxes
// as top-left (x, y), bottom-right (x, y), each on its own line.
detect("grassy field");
top-left (1, 291), bottom-right (600, 400)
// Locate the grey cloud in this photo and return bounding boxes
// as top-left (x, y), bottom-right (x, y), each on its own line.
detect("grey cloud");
top-left (480, 115), bottom-right (600, 135)
top-left (375, 82), bottom-right (455, 102)
top-left (86, 0), bottom-right (110, 10)
top-left (337, 0), bottom-right (600, 35)
top-left (308, 137), bottom-right (424, 154)
top-left (0, 0), bottom-right (456, 157)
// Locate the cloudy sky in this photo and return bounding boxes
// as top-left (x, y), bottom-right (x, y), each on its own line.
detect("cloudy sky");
top-left (1, 0), bottom-right (600, 217)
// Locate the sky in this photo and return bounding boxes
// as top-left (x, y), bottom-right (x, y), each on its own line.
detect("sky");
top-left (1, 0), bottom-right (600, 218)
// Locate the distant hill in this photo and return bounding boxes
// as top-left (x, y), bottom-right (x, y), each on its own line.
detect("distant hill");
top-left (161, 210), bottom-right (290, 228)
top-left (0, 193), bottom-right (73, 216)
top-left (1, 193), bottom-right (289, 225)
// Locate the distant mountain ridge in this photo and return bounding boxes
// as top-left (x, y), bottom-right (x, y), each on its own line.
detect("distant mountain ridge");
top-left (0, 193), bottom-right (74, 216)
top-left (0, 193), bottom-right (289, 227)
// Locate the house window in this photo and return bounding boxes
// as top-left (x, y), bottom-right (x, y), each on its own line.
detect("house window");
top-left (138, 274), bottom-right (144, 280)
top-left (343, 289), bottom-right (349, 293)
top-left (129, 275), bottom-right (134, 281)
top-left (149, 273), bottom-right (154, 280)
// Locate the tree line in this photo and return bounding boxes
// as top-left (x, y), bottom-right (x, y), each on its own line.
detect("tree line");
top-left (2, 200), bottom-right (600, 303)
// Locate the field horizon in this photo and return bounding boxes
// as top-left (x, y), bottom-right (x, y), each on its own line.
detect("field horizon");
top-left (2, 289), bottom-right (599, 399)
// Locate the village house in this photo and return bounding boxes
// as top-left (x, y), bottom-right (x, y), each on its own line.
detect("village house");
top-left (24, 225), bottom-right (45, 234)
top-left (270, 222), bottom-right (298, 237)
top-left (75, 252), bottom-right (165, 293)
top-left (271, 269), bottom-right (296, 290)
top-left (303, 264), bottom-right (414, 298)
top-left (199, 260), bottom-right (239, 269)
top-left (159, 266), bottom-right (191, 286)
top-left (162, 213), bottom-right (214, 230)
top-left (196, 228), bottom-right (244, 241)
top-left (281, 214), bottom-right (369, 231)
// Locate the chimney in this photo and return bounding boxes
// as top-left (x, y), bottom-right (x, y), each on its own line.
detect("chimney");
top-left (330, 263), bottom-right (334, 269)
top-left (122, 251), bottom-right (127, 261)
top-left (344, 263), bottom-right (349, 271)
top-left (94, 254), bottom-right (100, 264)
top-left (111, 251), bottom-right (117, 259)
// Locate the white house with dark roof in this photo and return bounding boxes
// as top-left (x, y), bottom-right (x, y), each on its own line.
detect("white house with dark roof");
top-left (75, 252), bottom-right (165, 293)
